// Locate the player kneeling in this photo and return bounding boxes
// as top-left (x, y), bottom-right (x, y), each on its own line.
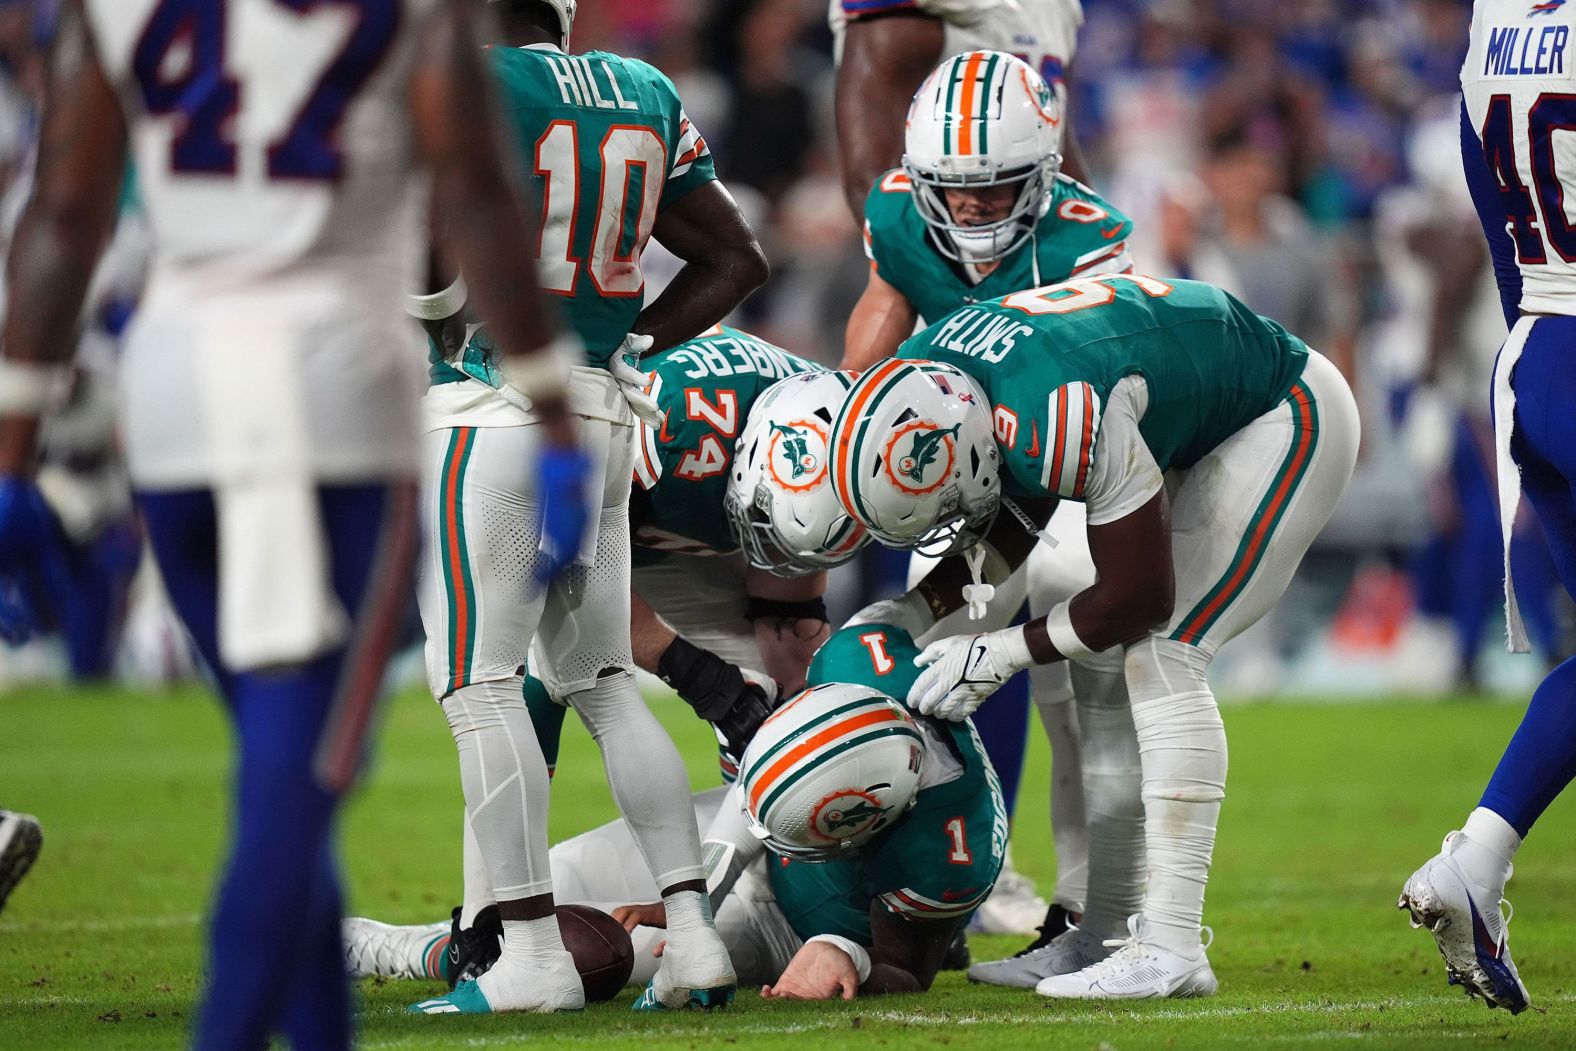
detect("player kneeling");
top-left (345, 622), bottom-right (1005, 1000)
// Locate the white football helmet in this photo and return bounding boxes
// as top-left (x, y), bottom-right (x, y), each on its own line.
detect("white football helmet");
top-left (491, 0), bottom-right (576, 48)
top-left (738, 683), bottom-right (925, 862)
top-left (725, 371), bottom-right (869, 576)
top-left (829, 359), bottom-right (1000, 556)
top-left (903, 50), bottom-right (1063, 263)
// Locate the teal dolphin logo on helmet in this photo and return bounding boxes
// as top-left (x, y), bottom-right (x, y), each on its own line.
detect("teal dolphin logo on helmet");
top-left (771, 422), bottom-right (817, 480)
top-left (821, 797), bottom-right (893, 833)
top-left (897, 424), bottom-right (960, 485)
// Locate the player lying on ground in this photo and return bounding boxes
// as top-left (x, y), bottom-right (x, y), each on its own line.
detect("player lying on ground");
top-left (829, 273), bottom-right (1360, 999)
top-left (346, 622), bottom-right (1005, 1000)
top-left (843, 48), bottom-right (1139, 956)
top-left (0, 1), bottom-right (588, 1046)
top-left (1397, 0), bottom-right (1576, 1015)
top-left (407, 0), bottom-right (767, 1016)
top-left (831, 0), bottom-right (1089, 223)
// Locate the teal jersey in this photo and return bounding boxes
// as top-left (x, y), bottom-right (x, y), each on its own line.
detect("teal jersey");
top-left (863, 170), bottom-right (1134, 324)
top-left (768, 624), bottom-right (1008, 943)
top-left (632, 327), bottom-right (820, 564)
top-left (430, 45), bottom-right (717, 382)
top-left (897, 275), bottom-right (1310, 500)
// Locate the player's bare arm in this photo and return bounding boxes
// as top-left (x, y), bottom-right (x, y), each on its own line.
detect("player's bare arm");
top-left (910, 496), bottom-right (1056, 623)
top-left (836, 12), bottom-right (945, 223)
top-left (0, 0), bottom-right (125, 475)
top-left (635, 182), bottom-right (767, 354)
top-left (864, 905), bottom-right (959, 994)
top-left (407, 0), bottom-right (572, 442)
top-left (1024, 488), bottom-right (1174, 663)
top-left (744, 567), bottom-right (829, 692)
top-left (842, 269), bottom-right (919, 371)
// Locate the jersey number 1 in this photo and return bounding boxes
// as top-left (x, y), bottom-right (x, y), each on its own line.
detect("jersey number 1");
top-left (134, 0), bottom-right (399, 180)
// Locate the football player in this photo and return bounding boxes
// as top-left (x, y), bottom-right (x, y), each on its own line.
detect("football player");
top-left (345, 621), bottom-right (1005, 1000)
top-left (829, 273), bottom-right (1360, 998)
top-left (0, 0), bottom-right (584, 1046)
top-left (831, 0), bottom-right (1087, 223)
top-left (843, 49), bottom-right (1136, 964)
top-left (407, 0), bottom-right (768, 1016)
top-left (1398, 0), bottom-right (1576, 1015)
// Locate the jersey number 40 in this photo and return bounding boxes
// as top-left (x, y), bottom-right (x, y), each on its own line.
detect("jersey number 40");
top-left (135, 0), bottom-right (397, 181)
top-left (1480, 93), bottom-right (1576, 264)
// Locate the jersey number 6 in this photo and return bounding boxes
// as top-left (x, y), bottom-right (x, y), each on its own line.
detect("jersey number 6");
top-left (134, 0), bottom-right (398, 181)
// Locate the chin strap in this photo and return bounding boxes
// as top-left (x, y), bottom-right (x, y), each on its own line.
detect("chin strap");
top-left (1031, 230), bottom-right (1042, 287)
top-left (1004, 497), bottom-right (1059, 548)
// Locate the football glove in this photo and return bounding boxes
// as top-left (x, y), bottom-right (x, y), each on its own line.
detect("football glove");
top-left (909, 626), bottom-right (1035, 721)
top-left (534, 443), bottom-right (591, 584)
top-left (658, 635), bottom-right (781, 759)
top-left (611, 333), bottom-right (663, 427)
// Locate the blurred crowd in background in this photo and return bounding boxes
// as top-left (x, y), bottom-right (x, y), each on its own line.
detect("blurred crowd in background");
top-left (0, 0), bottom-right (1560, 698)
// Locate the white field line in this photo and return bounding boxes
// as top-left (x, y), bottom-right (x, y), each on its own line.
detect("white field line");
top-left (0, 912), bottom-right (201, 934)
top-left (359, 995), bottom-right (1576, 1048)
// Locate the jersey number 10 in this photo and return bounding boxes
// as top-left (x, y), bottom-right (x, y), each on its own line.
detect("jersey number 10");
top-left (135, 0), bottom-right (398, 181)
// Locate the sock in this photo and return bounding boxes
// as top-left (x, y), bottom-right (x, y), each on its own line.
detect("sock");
top-left (1070, 655), bottom-right (1144, 940)
top-left (663, 890), bottom-right (715, 936)
top-left (1030, 661), bottom-right (1086, 912)
top-left (569, 671), bottom-right (705, 889)
top-left (1478, 655), bottom-right (1576, 837)
top-left (475, 915), bottom-right (572, 1003)
top-left (1125, 638), bottom-right (1225, 957)
top-left (460, 809), bottom-right (496, 929)
top-left (1458, 806), bottom-right (1521, 891)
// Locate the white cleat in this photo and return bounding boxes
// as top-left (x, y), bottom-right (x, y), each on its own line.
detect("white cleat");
top-left (1035, 914), bottom-right (1217, 1000)
top-left (967, 925), bottom-right (1112, 988)
top-left (1399, 832), bottom-right (1530, 1014)
top-left (0, 810), bottom-right (42, 915)
top-left (412, 951), bottom-right (585, 1015)
top-left (343, 917), bottom-right (450, 981)
top-left (967, 858), bottom-right (1048, 936)
top-left (636, 926), bottom-right (737, 1011)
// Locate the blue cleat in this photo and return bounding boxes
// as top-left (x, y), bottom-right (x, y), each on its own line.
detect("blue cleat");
top-left (408, 979), bottom-right (492, 1015)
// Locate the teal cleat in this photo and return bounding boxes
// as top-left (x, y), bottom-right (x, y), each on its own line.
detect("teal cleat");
top-left (408, 979), bottom-right (492, 1015)
top-left (631, 978), bottom-right (736, 1012)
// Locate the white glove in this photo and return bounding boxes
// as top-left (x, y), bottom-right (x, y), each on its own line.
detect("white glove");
top-left (611, 333), bottom-right (663, 426)
top-left (844, 590), bottom-right (935, 638)
top-left (908, 626), bottom-right (1035, 722)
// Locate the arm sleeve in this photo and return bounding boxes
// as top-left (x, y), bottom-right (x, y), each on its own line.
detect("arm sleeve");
top-left (701, 783), bottom-right (769, 911)
top-left (1080, 375), bottom-right (1163, 526)
top-left (1460, 98), bottom-right (1522, 329)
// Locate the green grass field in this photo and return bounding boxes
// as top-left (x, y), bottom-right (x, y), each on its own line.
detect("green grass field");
top-left (3, 683), bottom-right (1575, 1049)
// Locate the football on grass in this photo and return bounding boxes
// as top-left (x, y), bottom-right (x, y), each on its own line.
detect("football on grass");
top-left (556, 904), bottom-right (635, 1002)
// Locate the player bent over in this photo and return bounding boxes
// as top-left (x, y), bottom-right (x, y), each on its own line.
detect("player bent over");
top-left (829, 274), bottom-right (1360, 998)
top-left (346, 622), bottom-right (1005, 999)
top-left (408, 0), bottom-right (768, 1015)
top-left (843, 48), bottom-right (1139, 953)
top-left (0, 1), bottom-right (587, 1046)
top-left (1397, 0), bottom-right (1576, 1015)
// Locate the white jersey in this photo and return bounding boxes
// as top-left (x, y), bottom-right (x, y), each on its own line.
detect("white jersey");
top-left (83, 0), bottom-right (439, 486)
top-left (831, 0), bottom-right (1083, 109)
top-left (1462, 0), bottom-right (1576, 315)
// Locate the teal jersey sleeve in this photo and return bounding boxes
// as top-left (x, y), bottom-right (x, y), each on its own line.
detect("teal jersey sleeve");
top-left (769, 624), bottom-right (1008, 942)
top-left (863, 170), bottom-right (1136, 325)
top-left (631, 328), bottom-right (820, 564)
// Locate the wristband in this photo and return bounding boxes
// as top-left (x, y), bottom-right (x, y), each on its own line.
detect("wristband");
top-left (0, 360), bottom-right (71, 416)
top-left (996, 623), bottom-right (1036, 672)
top-left (405, 276), bottom-right (468, 321)
top-left (1045, 601), bottom-right (1098, 662)
top-left (745, 595), bottom-right (829, 624)
top-left (499, 333), bottom-right (577, 402)
top-left (806, 933), bottom-right (872, 984)
top-left (657, 635), bottom-right (744, 721)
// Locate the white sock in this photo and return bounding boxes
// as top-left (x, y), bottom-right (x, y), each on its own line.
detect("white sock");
top-left (1459, 807), bottom-right (1521, 890)
top-left (476, 915), bottom-right (571, 1000)
top-left (663, 889), bottom-right (715, 937)
top-left (1032, 661), bottom-right (1088, 913)
top-left (460, 808), bottom-right (497, 929)
top-left (1071, 656), bottom-right (1144, 940)
top-left (1126, 638), bottom-right (1225, 957)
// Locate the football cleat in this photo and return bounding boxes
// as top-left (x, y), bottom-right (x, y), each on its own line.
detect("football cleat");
top-left (1034, 914), bottom-right (1217, 1000)
top-left (633, 927), bottom-right (736, 1011)
top-left (940, 928), bottom-right (971, 971)
top-left (1399, 832), bottom-right (1530, 1014)
top-left (445, 904), bottom-right (503, 990)
top-left (409, 952), bottom-right (584, 1015)
top-left (968, 921), bottom-right (1111, 988)
top-left (0, 811), bottom-right (41, 915)
top-left (967, 858), bottom-right (1048, 936)
top-left (342, 916), bottom-right (450, 980)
